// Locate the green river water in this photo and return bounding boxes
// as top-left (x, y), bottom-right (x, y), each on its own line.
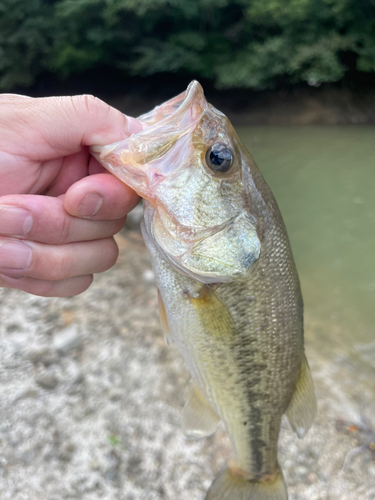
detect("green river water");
top-left (238, 126), bottom-right (375, 375)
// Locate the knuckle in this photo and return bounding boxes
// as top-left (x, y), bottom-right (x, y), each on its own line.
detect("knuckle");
top-left (73, 94), bottom-right (103, 116)
top-left (57, 214), bottom-right (71, 245)
top-left (47, 253), bottom-right (72, 281)
top-left (82, 94), bottom-right (97, 113)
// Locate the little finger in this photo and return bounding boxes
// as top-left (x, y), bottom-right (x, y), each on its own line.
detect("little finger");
top-left (0, 273), bottom-right (93, 297)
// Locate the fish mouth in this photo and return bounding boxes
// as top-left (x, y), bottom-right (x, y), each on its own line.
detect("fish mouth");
top-left (89, 80), bottom-right (207, 200)
top-left (137, 80), bottom-right (205, 127)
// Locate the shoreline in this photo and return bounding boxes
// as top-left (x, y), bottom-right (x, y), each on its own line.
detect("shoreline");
top-left (108, 86), bottom-right (375, 126)
top-left (18, 77), bottom-right (375, 126)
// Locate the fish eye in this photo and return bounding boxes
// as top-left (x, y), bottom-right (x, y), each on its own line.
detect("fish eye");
top-left (205, 143), bottom-right (233, 173)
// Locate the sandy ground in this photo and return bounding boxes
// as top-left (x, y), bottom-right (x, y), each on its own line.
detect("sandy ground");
top-left (1, 226), bottom-right (375, 500)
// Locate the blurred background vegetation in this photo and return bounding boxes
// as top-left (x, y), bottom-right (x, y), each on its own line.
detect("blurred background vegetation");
top-left (1, 0), bottom-right (375, 102)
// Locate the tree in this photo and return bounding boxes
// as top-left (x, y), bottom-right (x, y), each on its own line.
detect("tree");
top-left (0, 0), bottom-right (374, 91)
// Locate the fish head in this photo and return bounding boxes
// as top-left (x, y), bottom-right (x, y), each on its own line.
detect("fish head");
top-left (91, 81), bottom-right (261, 284)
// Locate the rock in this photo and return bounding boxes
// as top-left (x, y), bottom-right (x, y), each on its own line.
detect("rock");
top-left (35, 371), bottom-right (59, 390)
top-left (368, 462), bottom-right (375, 477)
top-left (14, 388), bottom-right (37, 401)
top-left (308, 472), bottom-right (318, 483)
top-left (58, 442), bottom-right (75, 462)
top-left (53, 326), bottom-right (82, 353)
top-left (108, 388), bottom-right (121, 401)
top-left (27, 347), bottom-right (49, 365)
top-left (27, 347), bottom-right (59, 367)
top-left (89, 460), bottom-right (100, 471)
top-left (142, 269), bottom-right (155, 283)
top-left (6, 323), bottom-right (21, 333)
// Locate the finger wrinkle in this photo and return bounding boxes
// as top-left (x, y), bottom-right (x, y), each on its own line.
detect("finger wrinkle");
top-left (58, 211), bottom-right (72, 245)
top-left (48, 250), bottom-right (70, 281)
top-left (69, 95), bottom-right (79, 117)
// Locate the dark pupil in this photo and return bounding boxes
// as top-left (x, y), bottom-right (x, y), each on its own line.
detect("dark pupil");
top-left (210, 149), bottom-right (228, 166)
top-left (206, 143), bottom-right (233, 173)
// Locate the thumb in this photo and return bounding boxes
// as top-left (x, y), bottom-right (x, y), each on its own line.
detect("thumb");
top-left (1, 94), bottom-right (143, 160)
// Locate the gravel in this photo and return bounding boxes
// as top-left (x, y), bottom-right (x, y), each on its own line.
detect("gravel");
top-left (0, 229), bottom-right (374, 500)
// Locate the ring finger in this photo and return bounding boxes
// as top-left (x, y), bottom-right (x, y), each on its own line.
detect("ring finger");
top-left (0, 237), bottom-right (118, 281)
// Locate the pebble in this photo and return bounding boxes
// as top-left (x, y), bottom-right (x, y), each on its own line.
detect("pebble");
top-left (27, 346), bottom-right (48, 365)
top-left (26, 346), bottom-right (59, 366)
top-left (294, 465), bottom-right (309, 479)
top-left (59, 442), bottom-right (75, 462)
top-left (14, 388), bottom-right (37, 401)
top-left (89, 460), bottom-right (100, 471)
top-left (308, 472), bottom-right (318, 483)
top-left (35, 371), bottom-right (59, 390)
top-left (53, 326), bottom-right (82, 353)
top-left (142, 269), bottom-right (155, 283)
top-left (368, 462), bottom-right (375, 477)
top-left (108, 388), bottom-right (122, 401)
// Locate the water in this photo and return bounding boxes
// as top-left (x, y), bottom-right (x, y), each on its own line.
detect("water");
top-left (238, 126), bottom-right (375, 374)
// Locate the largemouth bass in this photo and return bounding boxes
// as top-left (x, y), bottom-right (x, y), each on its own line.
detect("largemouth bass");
top-left (91, 81), bottom-right (317, 500)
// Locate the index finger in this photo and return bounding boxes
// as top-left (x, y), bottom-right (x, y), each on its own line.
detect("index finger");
top-left (0, 94), bottom-right (144, 161)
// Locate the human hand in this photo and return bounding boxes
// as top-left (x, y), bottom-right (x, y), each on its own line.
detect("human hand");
top-left (0, 94), bottom-right (142, 297)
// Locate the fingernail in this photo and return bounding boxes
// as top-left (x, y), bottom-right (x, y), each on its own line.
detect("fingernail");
top-left (89, 119), bottom-right (144, 145)
top-left (0, 241), bottom-right (32, 270)
top-left (0, 206), bottom-right (32, 236)
top-left (90, 129), bottom-right (126, 146)
top-left (124, 117), bottom-right (145, 134)
top-left (78, 193), bottom-right (103, 217)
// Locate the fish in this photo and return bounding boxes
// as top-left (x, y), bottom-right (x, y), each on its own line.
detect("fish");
top-left (90, 81), bottom-right (317, 500)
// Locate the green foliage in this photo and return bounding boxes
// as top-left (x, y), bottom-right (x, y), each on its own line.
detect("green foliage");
top-left (0, 0), bottom-right (55, 89)
top-left (0, 0), bottom-right (374, 91)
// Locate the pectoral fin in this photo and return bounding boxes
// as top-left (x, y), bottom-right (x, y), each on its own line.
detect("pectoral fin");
top-left (182, 384), bottom-right (220, 439)
top-left (285, 355), bottom-right (317, 438)
top-left (188, 285), bottom-right (237, 340)
top-left (157, 289), bottom-right (173, 346)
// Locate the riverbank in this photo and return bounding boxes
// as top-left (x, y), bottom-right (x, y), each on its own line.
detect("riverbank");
top-left (109, 86), bottom-right (375, 126)
top-left (23, 75), bottom-right (375, 126)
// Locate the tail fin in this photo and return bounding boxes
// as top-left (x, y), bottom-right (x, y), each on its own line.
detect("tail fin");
top-left (205, 464), bottom-right (288, 500)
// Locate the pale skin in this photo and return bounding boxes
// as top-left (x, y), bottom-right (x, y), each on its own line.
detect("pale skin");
top-left (0, 93), bottom-right (142, 297)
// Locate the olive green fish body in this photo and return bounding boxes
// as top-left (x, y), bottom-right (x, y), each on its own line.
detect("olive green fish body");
top-left (143, 158), bottom-right (303, 480)
top-left (91, 81), bottom-right (316, 500)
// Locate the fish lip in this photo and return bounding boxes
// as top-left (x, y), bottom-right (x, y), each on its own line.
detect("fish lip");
top-left (90, 81), bottom-right (204, 158)
top-left (136, 80), bottom-right (205, 130)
